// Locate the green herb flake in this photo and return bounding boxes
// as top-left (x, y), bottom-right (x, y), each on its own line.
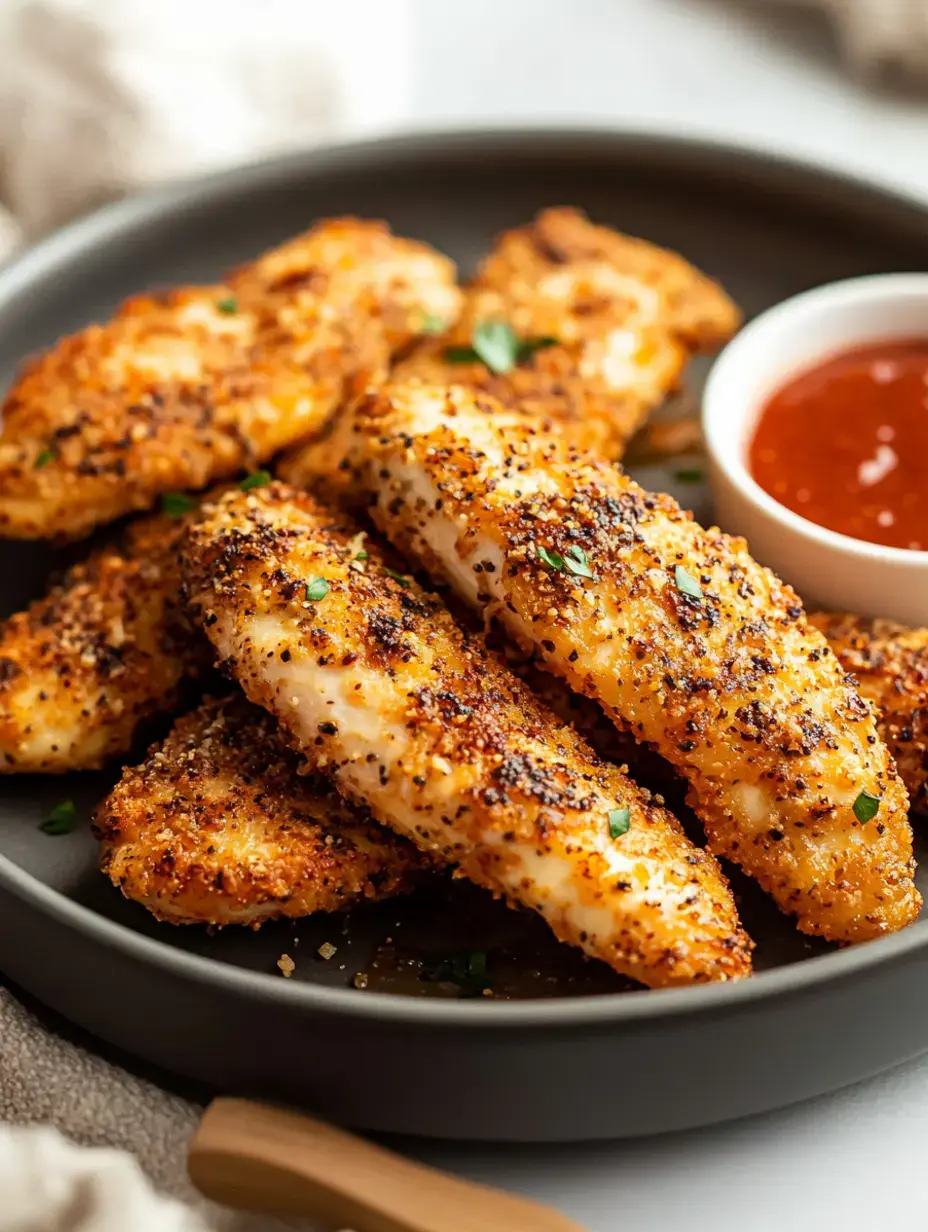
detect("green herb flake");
top-left (215, 296), bottom-right (238, 314)
top-left (34, 447), bottom-right (55, 470)
top-left (852, 790), bottom-right (881, 824)
top-left (161, 492), bottom-right (197, 519)
top-left (608, 807), bottom-right (631, 839)
top-left (563, 544), bottom-right (594, 579)
top-left (40, 800), bottom-right (77, 836)
top-left (420, 312), bottom-right (447, 334)
top-left (421, 950), bottom-right (491, 996)
top-left (305, 577), bottom-right (329, 602)
top-left (472, 320), bottom-right (521, 374)
top-left (443, 344), bottom-right (480, 364)
top-left (517, 335), bottom-right (559, 361)
top-left (383, 567), bottom-right (410, 587)
top-left (239, 469), bottom-right (272, 492)
top-left (354, 551), bottom-right (369, 561)
top-left (674, 565), bottom-right (703, 600)
top-left (674, 468), bottom-right (705, 485)
top-left (537, 545), bottom-right (567, 572)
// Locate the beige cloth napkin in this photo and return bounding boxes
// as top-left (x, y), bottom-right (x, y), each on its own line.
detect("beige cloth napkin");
top-left (0, 987), bottom-right (315, 1231)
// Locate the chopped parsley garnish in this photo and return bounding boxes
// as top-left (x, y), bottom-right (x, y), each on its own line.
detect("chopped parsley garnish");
top-left (34, 447), bottom-right (54, 469)
top-left (537, 542), bottom-right (594, 579)
top-left (40, 800), bottom-right (77, 835)
top-left (853, 790), bottom-right (881, 824)
top-left (239, 469), bottom-right (272, 491)
top-left (443, 345), bottom-right (481, 364)
top-left (383, 568), bottom-right (410, 586)
top-left (420, 950), bottom-right (491, 996)
top-left (674, 468), bottom-right (705, 485)
top-left (420, 312), bottom-right (447, 334)
top-left (305, 577), bottom-right (329, 602)
top-left (216, 296), bottom-right (238, 314)
top-left (563, 544), bottom-right (593, 578)
top-left (444, 321), bottom-right (560, 375)
top-left (354, 551), bottom-right (369, 561)
top-left (674, 565), bottom-right (703, 600)
top-left (608, 807), bottom-right (631, 839)
top-left (161, 492), bottom-right (197, 518)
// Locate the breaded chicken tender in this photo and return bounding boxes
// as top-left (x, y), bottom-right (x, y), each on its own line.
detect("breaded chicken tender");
top-left (277, 208), bottom-right (739, 493)
top-left (397, 207), bottom-right (738, 453)
top-left (0, 512), bottom-right (205, 772)
top-left (340, 382), bottom-right (920, 943)
top-left (180, 483), bottom-right (752, 989)
top-left (0, 511), bottom-right (205, 773)
top-left (0, 219), bottom-right (460, 541)
top-left (96, 693), bottom-right (427, 926)
top-left (810, 613), bottom-right (928, 816)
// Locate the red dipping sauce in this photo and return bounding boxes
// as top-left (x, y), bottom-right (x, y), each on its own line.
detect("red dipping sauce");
top-left (749, 339), bottom-right (928, 552)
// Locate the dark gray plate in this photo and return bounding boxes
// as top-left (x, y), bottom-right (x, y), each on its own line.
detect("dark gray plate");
top-left (3, 130), bottom-right (928, 1142)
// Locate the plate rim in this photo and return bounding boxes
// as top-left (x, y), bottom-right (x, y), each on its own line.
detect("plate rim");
top-left (2, 124), bottom-right (927, 1030)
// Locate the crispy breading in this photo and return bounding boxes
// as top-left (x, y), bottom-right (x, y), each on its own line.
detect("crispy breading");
top-left (180, 483), bottom-right (752, 989)
top-left (341, 382), bottom-right (920, 943)
top-left (0, 219), bottom-right (461, 541)
top-left (96, 693), bottom-right (427, 926)
top-left (277, 208), bottom-right (740, 493)
top-left (229, 216), bottom-right (460, 352)
top-left (810, 612), bottom-right (928, 815)
top-left (0, 511), bottom-right (205, 772)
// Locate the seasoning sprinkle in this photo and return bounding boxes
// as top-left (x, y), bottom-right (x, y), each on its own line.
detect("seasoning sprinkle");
top-left (674, 565), bottom-right (703, 600)
top-left (34, 447), bottom-right (54, 470)
top-left (161, 492), bottom-right (197, 518)
top-left (215, 296), bottom-right (238, 314)
top-left (853, 790), bottom-right (881, 824)
top-left (674, 468), bottom-right (705, 485)
top-left (608, 807), bottom-right (631, 839)
top-left (40, 800), bottom-right (77, 836)
top-left (354, 551), bottom-right (370, 562)
top-left (305, 577), bottom-right (329, 602)
top-left (420, 312), bottom-right (446, 334)
top-left (239, 469), bottom-right (272, 491)
top-left (383, 567), bottom-right (410, 586)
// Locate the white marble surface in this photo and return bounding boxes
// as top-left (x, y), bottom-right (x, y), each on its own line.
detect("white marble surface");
top-left (400, 2), bottom-right (928, 1229)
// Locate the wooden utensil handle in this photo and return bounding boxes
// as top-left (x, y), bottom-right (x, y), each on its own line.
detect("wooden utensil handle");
top-left (188, 1097), bottom-right (587, 1232)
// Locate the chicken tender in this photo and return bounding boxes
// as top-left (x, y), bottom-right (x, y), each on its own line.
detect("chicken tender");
top-left (0, 511), bottom-right (204, 772)
top-left (96, 693), bottom-right (427, 926)
top-left (278, 208), bottom-right (740, 494)
top-left (180, 483), bottom-right (752, 989)
top-left (397, 207), bottom-right (738, 454)
top-left (810, 612), bottom-right (928, 815)
top-left (341, 382), bottom-right (920, 943)
top-left (0, 219), bottom-right (461, 540)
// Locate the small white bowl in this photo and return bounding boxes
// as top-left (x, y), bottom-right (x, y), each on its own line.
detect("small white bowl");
top-left (703, 274), bottom-right (928, 627)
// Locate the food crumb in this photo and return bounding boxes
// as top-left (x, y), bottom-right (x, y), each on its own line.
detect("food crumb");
top-left (353, 972), bottom-right (369, 990)
top-left (317, 941), bottom-right (337, 961)
top-left (277, 954), bottom-right (295, 978)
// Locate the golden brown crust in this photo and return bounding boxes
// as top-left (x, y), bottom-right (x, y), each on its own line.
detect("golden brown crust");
top-left (96, 693), bottom-right (427, 926)
top-left (278, 208), bottom-right (740, 495)
top-left (180, 482), bottom-right (752, 988)
top-left (0, 511), bottom-right (206, 773)
top-left (810, 613), bottom-right (928, 816)
top-left (342, 382), bottom-right (920, 943)
top-left (0, 219), bottom-right (461, 540)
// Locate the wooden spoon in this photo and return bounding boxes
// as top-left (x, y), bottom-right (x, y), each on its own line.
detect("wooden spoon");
top-left (189, 1097), bottom-right (588, 1232)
